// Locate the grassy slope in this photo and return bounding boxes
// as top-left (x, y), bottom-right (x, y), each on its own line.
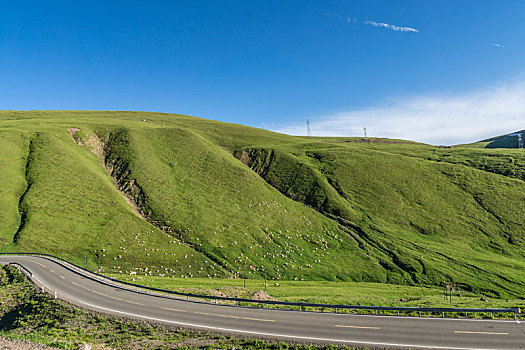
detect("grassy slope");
top-left (10, 130), bottom-right (205, 273)
top-left (100, 126), bottom-right (381, 281)
top-left (234, 142), bottom-right (525, 296)
top-left (0, 111), bottom-right (524, 298)
top-left (310, 147), bottom-right (525, 292)
top-left (460, 129), bottom-right (524, 149)
top-left (356, 142), bottom-right (525, 182)
top-left (0, 131), bottom-right (28, 247)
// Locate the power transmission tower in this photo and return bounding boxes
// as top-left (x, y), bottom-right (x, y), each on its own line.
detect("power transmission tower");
top-left (363, 126), bottom-right (368, 140)
top-left (306, 119), bottom-right (312, 137)
top-left (262, 122), bottom-right (267, 130)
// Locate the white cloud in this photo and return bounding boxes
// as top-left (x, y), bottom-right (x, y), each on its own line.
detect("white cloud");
top-left (327, 12), bottom-right (358, 23)
top-left (365, 20), bottom-right (419, 33)
top-left (490, 43), bottom-right (504, 48)
top-left (272, 81), bottom-right (525, 145)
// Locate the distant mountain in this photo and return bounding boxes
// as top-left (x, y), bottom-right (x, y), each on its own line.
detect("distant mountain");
top-left (481, 130), bottom-right (525, 149)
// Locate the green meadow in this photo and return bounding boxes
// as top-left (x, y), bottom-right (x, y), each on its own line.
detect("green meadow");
top-left (0, 111), bottom-right (524, 300)
top-left (108, 274), bottom-right (523, 311)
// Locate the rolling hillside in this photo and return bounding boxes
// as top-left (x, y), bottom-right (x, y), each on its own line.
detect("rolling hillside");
top-left (1, 111), bottom-right (524, 298)
top-left (462, 129), bottom-right (525, 149)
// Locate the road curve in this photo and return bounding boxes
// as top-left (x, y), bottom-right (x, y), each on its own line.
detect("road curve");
top-left (1, 255), bottom-right (523, 349)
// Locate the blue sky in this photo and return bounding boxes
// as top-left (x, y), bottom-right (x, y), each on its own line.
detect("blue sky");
top-left (1, 0), bottom-right (524, 144)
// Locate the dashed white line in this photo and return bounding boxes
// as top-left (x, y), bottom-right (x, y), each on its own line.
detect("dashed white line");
top-left (335, 325), bottom-right (380, 329)
top-left (454, 331), bottom-right (508, 335)
top-left (2, 258), bottom-right (520, 350)
top-left (167, 309), bottom-right (270, 321)
top-left (72, 300), bottom-right (502, 350)
top-left (161, 307), bottom-right (187, 313)
top-left (241, 317), bottom-right (274, 322)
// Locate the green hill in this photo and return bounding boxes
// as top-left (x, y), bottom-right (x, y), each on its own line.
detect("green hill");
top-left (483, 130), bottom-right (524, 149)
top-left (461, 130), bottom-right (525, 149)
top-left (1, 111), bottom-right (524, 298)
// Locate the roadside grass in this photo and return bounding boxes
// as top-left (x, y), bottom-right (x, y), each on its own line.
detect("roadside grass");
top-left (107, 273), bottom-right (524, 311)
top-left (0, 111), bottom-right (523, 299)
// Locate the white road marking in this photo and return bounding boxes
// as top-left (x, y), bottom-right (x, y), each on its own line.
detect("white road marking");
top-left (72, 300), bottom-right (505, 350)
top-left (9, 258), bottom-right (520, 325)
top-left (31, 274), bottom-right (54, 292)
top-left (241, 317), bottom-right (274, 322)
top-left (331, 312), bottom-right (519, 324)
top-left (454, 331), bottom-right (508, 335)
top-left (161, 307), bottom-right (187, 312)
top-left (335, 325), bottom-right (380, 329)
top-left (81, 286), bottom-right (145, 306)
top-left (2, 257), bottom-right (520, 350)
top-left (178, 310), bottom-right (270, 321)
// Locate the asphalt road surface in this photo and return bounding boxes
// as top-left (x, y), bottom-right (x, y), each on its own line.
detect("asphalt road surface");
top-left (1, 255), bottom-right (523, 349)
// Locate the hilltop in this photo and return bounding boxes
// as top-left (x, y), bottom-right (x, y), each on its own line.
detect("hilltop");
top-left (0, 111), bottom-right (524, 298)
top-left (482, 130), bottom-right (525, 149)
top-left (461, 130), bottom-right (525, 149)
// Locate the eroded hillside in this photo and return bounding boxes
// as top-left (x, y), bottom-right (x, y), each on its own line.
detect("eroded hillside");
top-left (0, 111), bottom-right (524, 297)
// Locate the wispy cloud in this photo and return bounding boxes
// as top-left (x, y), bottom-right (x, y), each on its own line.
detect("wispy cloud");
top-left (490, 43), bottom-right (504, 48)
top-left (272, 80), bottom-right (525, 145)
top-left (365, 20), bottom-right (419, 33)
top-left (326, 13), bottom-right (417, 31)
top-left (326, 12), bottom-right (358, 23)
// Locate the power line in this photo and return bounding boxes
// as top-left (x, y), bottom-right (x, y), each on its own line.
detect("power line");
top-left (306, 119), bottom-right (311, 137)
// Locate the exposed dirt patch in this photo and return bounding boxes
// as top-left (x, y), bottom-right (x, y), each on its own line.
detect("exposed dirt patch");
top-left (83, 134), bottom-right (105, 160)
top-left (235, 148), bottom-right (274, 177)
top-left (67, 129), bottom-right (142, 218)
top-left (208, 289), bottom-right (229, 298)
top-left (239, 149), bottom-right (251, 164)
top-left (67, 128), bottom-right (104, 160)
top-left (104, 166), bottom-right (144, 219)
top-left (178, 286), bottom-right (276, 301)
top-left (251, 290), bottom-right (276, 301)
top-left (67, 127), bottom-right (81, 137)
top-left (0, 336), bottom-right (60, 350)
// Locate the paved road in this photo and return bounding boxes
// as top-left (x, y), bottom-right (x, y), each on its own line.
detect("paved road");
top-left (1, 255), bottom-right (523, 349)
